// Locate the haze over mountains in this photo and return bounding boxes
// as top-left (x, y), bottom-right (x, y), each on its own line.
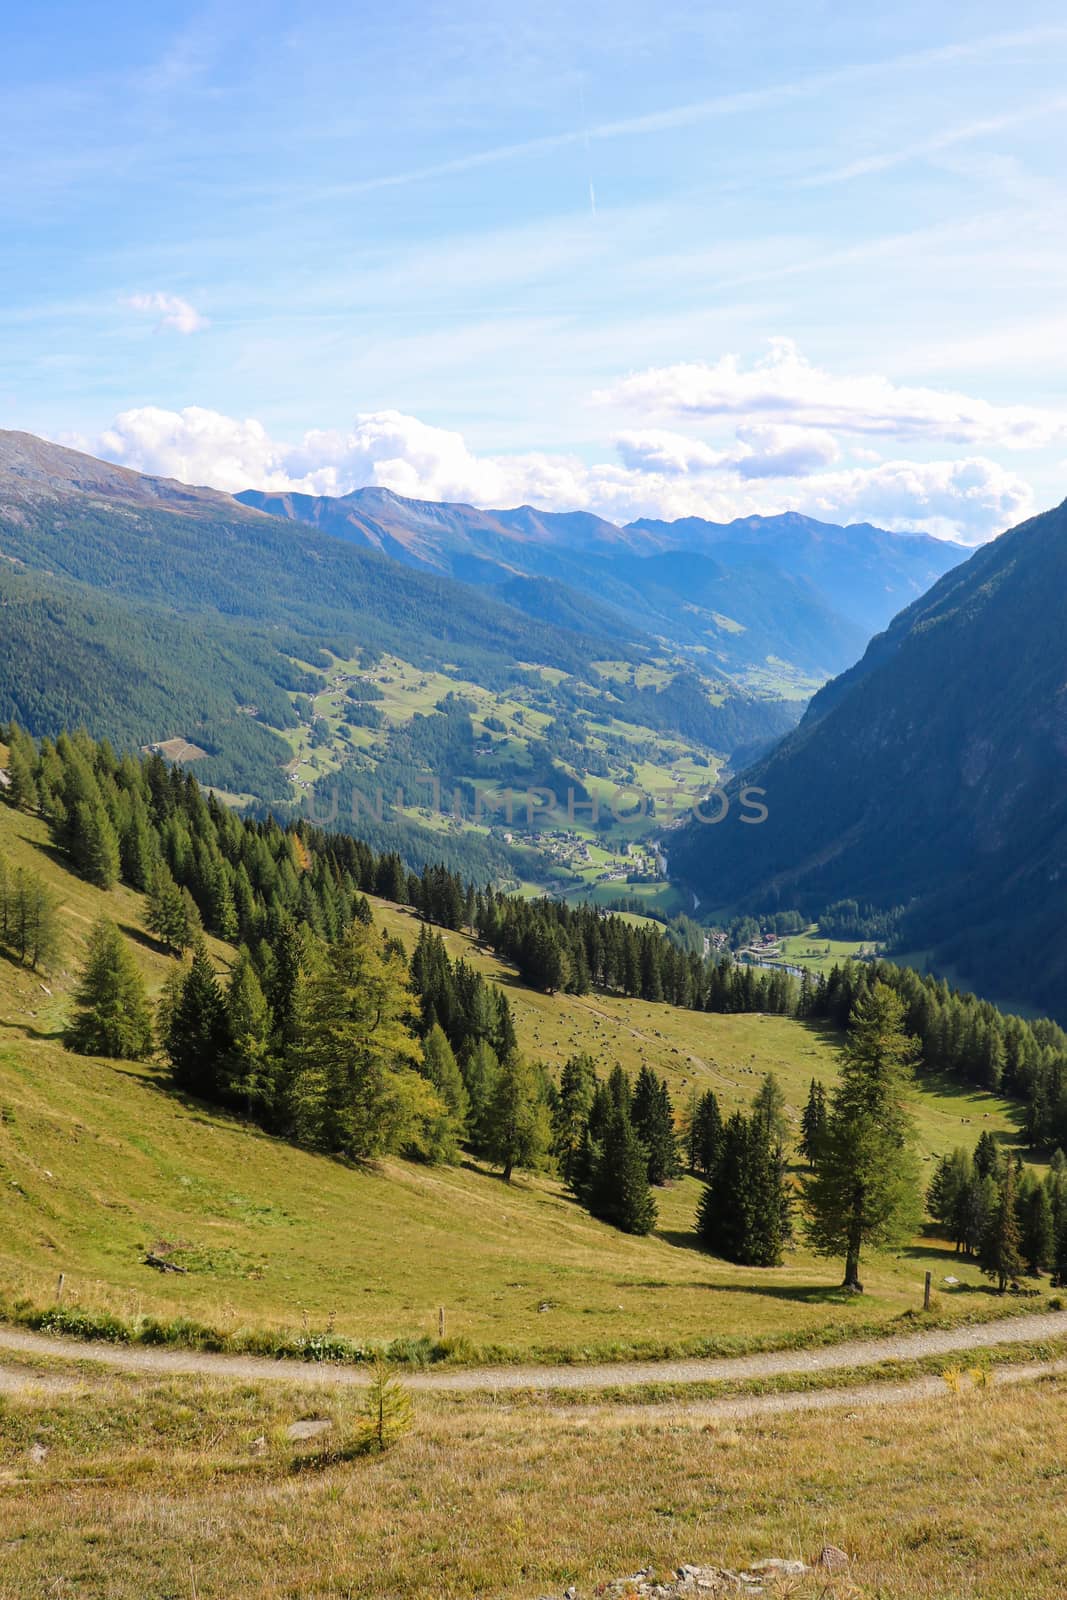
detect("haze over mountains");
top-left (671, 496), bottom-right (1067, 1017)
top-left (240, 485), bottom-right (965, 682)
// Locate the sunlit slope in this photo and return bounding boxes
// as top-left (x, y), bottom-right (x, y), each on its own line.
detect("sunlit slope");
top-left (0, 799), bottom-right (1038, 1362)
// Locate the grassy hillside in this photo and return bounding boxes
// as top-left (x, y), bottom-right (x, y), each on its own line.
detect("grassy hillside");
top-left (0, 799), bottom-right (1047, 1363)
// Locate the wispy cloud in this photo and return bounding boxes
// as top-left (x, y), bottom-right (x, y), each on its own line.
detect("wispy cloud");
top-left (801, 97), bottom-right (1067, 187)
top-left (124, 291), bottom-right (208, 335)
top-left (300, 23), bottom-right (1067, 201)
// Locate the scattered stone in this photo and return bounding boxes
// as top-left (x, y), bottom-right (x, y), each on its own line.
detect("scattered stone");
top-left (531, 1558), bottom-right (827, 1599)
top-left (249, 1435), bottom-right (268, 1456)
top-left (816, 1546), bottom-right (850, 1573)
top-left (28, 1442), bottom-right (48, 1464)
top-left (286, 1418), bottom-right (332, 1441)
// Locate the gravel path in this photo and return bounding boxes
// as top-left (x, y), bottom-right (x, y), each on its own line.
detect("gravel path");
top-left (0, 1308), bottom-right (1064, 1393)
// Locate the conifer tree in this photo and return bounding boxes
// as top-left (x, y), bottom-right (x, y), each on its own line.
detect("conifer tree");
top-left (1017, 1173), bottom-right (1054, 1276)
top-left (972, 1129), bottom-right (1000, 1181)
top-left (164, 940), bottom-right (232, 1100)
top-left (979, 1158), bottom-right (1024, 1292)
top-left (553, 1053), bottom-right (598, 1185)
top-left (224, 948), bottom-right (273, 1111)
top-left (686, 1088), bottom-right (723, 1177)
top-left (586, 1102), bottom-right (657, 1235)
top-left (73, 799), bottom-right (120, 889)
top-left (483, 1055), bottom-right (552, 1183)
top-left (697, 1110), bottom-right (788, 1266)
top-left (751, 1072), bottom-right (789, 1147)
top-left (421, 1024), bottom-right (470, 1139)
top-left (290, 921), bottom-right (422, 1159)
top-left (799, 1079), bottom-right (827, 1169)
top-left (66, 918), bottom-right (154, 1059)
top-left (1, 866), bottom-right (61, 971)
top-left (460, 1038), bottom-right (500, 1154)
top-left (805, 983), bottom-right (921, 1292)
top-left (631, 1066), bottom-right (680, 1185)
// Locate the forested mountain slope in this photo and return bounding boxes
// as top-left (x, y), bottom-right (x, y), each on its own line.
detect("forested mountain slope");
top-left (0, 434), bottom-right (791, 841)
top-left (670, 498), bottom-right (1067, 1018)
top-left (240, 486), bottom-right (964, 681)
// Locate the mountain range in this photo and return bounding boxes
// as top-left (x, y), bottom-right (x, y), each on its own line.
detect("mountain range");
top-left (670, 496), bottom-right (1067, 1018)
top-left (239, 486), bottom-right (965, 682)
top-left (0, 432), bottom-right (791, 851)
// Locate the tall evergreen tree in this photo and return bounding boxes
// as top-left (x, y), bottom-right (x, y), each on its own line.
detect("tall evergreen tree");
top-left (164, 941), bottom-right (232, 1100)
top-left (1017, 1173), bottom-right (1054, 1276)
top-left (805, 983), bottom-right (922, 1292)
top-left (686, 1088), bottom-right (723, 1177)
top-left (289, 921), bottom-right (423, 1159)
top-left (799, 1079), bottom-right (827, 1169)
top-left (483, 1055), bottom-right (552, 1183)
top-left (697, 1110), bottom-right (788, 1266)
top-left (421, 1024), bottom-right (470, 1140)
top-left (553, 1053), bottom-right (598, 1185)
top-left (73, 799), bottom-right (121, 890)
top-left (586, 1102), bottom-right (657, 1235)
top-left (751, 1072), bottom-right (789, 1147)
top-left (631, 1066), bottom-right (680, 1185)
top-left (979, 1158), bottom-right (1024, 1292)
top-left (66, 918), bottom-right (153, 1059)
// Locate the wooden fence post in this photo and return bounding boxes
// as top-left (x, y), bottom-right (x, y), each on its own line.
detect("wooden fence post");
top-left (923, 1270), bottom-right (932, 1311)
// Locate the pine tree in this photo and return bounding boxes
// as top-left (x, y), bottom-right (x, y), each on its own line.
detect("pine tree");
top-left (357, 1359), bottom-right (413, 1455)
top-left (799, 1079), bottom-right (827, 1169)
top-left (290, 921), bottom-right (423, 1159)
top-left (1017, 1173), bottom-right (1054, 1276)
top-left (972, 1129), bottom-right (1000, 1181)
top-left (2, 867), bottom-right (61, 971)
top-left (804, 983), bottom-right (922, 1292)
top-left (696, 1111), bottom-right (788, 1266)
top-left (4, 741), bottom-right (38, 811)
top-left (73, 799), bottom-right (120, 889)
top-left (66, 918), bottom-right (154, 1059)
top-left (553, 1053), bottom-right (598, 1185)
top-left (421, 1024), bottom-right (470, 1140)
top-left (686, 1088), bottom-right (723, 1177)
top-left (751, 1072), bottom-right (789, 1147)
top-left (631, 1066), bottom-right (680, 1185)
top-left (460, 1038), bottom-right (500, 1154)
top-left (224, 949), bottom-right (273, 1111)
top-left (979, 1158), bottom-right (1024, 1292)
top-left (164, 941), bottom-right (232, 1100)
top-left (483, 1055), bottom-right (552, 1182)
top-left (586, 1102), bottom-right (657, 1235)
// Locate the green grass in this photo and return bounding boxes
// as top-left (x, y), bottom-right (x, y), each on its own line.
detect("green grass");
top-left (0, 799), bottom-right (1047, 1368)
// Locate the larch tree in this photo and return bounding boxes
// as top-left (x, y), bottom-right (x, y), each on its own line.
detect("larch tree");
top-left (804, 982), bottom-right (922, 1292)
top-left (66, 918), bottom-right (153, 1059)
top-left (483, 1055), bottom-right (552, 1183)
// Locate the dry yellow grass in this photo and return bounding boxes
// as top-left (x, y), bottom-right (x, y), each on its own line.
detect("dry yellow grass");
top-left (0, 1357), bottom-right (1065, 1597)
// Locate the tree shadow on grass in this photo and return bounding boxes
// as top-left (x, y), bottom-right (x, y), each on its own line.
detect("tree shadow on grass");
top-left (0, 1017), bottom-right (65, 1043)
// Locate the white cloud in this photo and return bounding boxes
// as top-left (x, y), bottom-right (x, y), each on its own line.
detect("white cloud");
top-left (88, 402), bottom-right (1032, 544)
top-left (124, 291), bottom-right (208, 335)
top-left (598, 338), bottom-right (1067, 450)
top-left (733, 423), bottom-right (840, 479)
top-left (615, 430), bottom-right (729, 476)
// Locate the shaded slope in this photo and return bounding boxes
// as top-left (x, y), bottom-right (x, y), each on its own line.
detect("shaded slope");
top-left (670, 499), bottom-right (1067, 1015)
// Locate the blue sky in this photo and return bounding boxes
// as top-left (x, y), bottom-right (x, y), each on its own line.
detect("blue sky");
top-left (5, 1), bottom-right (1067, 539)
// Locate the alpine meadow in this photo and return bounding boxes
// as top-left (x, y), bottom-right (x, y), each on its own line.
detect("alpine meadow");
top-left (4, 5), bottom-right (1067, 1597)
